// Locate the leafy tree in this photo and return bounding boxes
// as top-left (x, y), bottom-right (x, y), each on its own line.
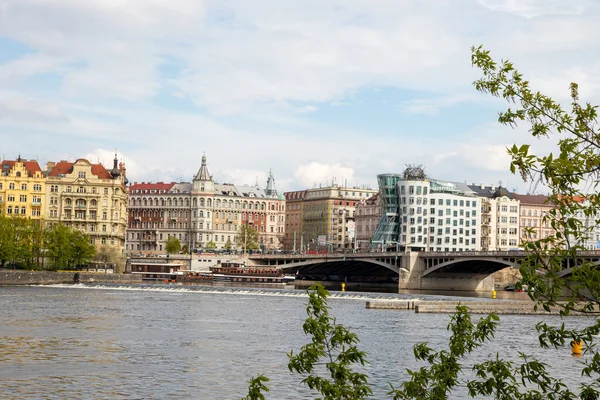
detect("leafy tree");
top-left (70, 230), bottom-right (96, 267)
top-left (165, 236), bottom-right (181, 254)
top-left (45, 223), bottom-right (95, 270)
top-left (245, 46), bottom-right (600, 399)
top-left (205, 240), bottom-right (217, 250)
top-left (0, 214), bottom-right (17, 267)
top-left (244, 284), bottom-right (371, 400)
top-left (94, 245), bottom-right (125, 273)
top-left (224, 239), bottom-right (233, 250)
top-left (237, 225), bottom-right (259, 253)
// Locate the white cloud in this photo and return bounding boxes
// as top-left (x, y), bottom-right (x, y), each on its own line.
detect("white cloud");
top-left (477, 0), bottom-right (587, 18)
top-left (295, 162), bottom-right (355, 188)
top-left (399, 94), bottom-right (479, 115)
top-left (0, 0), bottom-right (599, 193)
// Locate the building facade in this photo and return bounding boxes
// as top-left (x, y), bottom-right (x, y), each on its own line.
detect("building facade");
top-left (354, 193), bottom-right (382, 251)
top-left (370, 174), bottom-right (403, 251)
top-left (0, 157), bottom-right (45, 219)
top-left (396, 178), bottom-right (481, 252)
top-left (511, 194), bottom-right (555, 246)
top-left (468, 185), bottom-right (520, 251)
top-left (45, 156), bottom-right (129, 254)
top-left (284, 185), bottom-right (378, 252)
top-left (283, 190), bottom-right (307, 252)
top-left (126, 155), bottom-right (286, 254)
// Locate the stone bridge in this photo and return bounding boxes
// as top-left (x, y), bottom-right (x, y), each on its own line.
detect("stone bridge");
top-left (249, 250), bottom-right (600, 292)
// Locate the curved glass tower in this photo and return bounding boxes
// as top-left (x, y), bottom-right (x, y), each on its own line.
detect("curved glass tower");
top-left (370, 173), bottom-right (402, 250)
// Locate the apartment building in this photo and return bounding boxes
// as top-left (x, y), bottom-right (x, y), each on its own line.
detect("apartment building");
top-left (126, 155), bottom-right (286, 253)
top-left (284, 185), bottom-right (378, 252)
top-left (0, 157), bottom-right (45, 219)
top-left (468, 185), bottom-right (520, 251)
top-left (355, 193), bottom-right (382, 251)
top-left (511, 194), bottom-right (555, 245)
top-left (45, 156), bottom-right (129, 254)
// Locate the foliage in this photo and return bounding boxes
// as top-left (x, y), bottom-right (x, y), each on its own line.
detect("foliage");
top-left (246, 284), bottom-right (372, 399)
top-left (288, 284), bottom-right (372, 399)
top-left (165, 236), bottom-right (181, 254)
top-left (205, 240), bottom-right (217, 250)
top-left (0, 215), bottom-right (45, 269)
top-left (236, 225), bottom-right (259, 253)
top-left (389, 306), bottom-right (498, 399)
top-left (242, 375), bottom-right (270, 400)
top-left (224, 239), bottom-right (233, 250)
top-left (94, 245), bottom-right (125, 273)
top-left (45, 223), bottom-right (95, 270)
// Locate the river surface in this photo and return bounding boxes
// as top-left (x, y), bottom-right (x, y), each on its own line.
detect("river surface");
top-left (0, 283), bottom-right (594, 399)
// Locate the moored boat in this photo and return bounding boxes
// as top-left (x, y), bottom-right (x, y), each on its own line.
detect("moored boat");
top-left (179, 261), bottom-right (295, 284)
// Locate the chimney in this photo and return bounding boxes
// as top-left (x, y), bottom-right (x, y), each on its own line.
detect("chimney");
top-left (46, 161), bottom-right (56, 173)
top-left (480, 184), bottom-right (484, 190)
top-left (491, 184), bottom-right (496, 190)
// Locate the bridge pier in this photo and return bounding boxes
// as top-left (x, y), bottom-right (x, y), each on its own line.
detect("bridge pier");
top-left (399, 252), bottom-right (495, 293)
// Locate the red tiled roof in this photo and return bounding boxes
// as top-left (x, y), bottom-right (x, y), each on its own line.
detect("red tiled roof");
top-left (1, 160), bottom-right (42, 176)
top-left (283, 190), bottom-right (307, 200)
top-left (48, 159), bottom-right (112, 179)
top-left (129, 182), bottom-right (175, 192)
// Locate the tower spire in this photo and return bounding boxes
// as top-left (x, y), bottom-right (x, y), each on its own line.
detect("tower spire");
top-left (110, 151), bottom-right (121, 178)
top-left (265, 168), bottom-right (277, 197)
top-left (194, 152), bottom-right (212, 181)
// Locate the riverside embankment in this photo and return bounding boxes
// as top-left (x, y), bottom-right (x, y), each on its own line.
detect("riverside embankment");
top-left (366, 299), bottom-right (593, 315)
top-left (0, 269), bottom-right (141, 285)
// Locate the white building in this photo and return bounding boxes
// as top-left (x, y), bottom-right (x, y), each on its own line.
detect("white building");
top-left (398, 178), bottom-right (481, 252)
top-left (468, 185), bottom-right (520, 251)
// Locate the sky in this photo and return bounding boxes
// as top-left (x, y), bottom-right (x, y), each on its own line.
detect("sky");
top-left (1, 0), bottom-right (599, 194)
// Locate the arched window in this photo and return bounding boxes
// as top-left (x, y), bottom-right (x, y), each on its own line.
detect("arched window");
top-left (21, 184), bottom-right (27, 190)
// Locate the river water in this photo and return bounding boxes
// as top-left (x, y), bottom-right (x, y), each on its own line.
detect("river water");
top-left (0, 283), bottom-right (594, 399)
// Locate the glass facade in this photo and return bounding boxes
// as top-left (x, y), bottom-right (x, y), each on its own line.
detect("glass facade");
top-left (370, 174), bottom-right (402, 250)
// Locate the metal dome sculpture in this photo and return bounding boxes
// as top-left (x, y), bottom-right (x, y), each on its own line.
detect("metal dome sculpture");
top-left (402, 164), bottom-right (427, 181)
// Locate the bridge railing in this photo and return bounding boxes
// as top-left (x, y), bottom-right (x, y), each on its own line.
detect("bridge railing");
top-left (250, 251), bottom-right (406, 259)
top-left (419, 250), bottom-right (529, 258)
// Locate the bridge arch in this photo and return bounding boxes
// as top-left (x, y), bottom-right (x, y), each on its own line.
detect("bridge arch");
top-left (422, 257), bottom-right (521, 278)
top-left (277, 258), bottom-right (399, 275)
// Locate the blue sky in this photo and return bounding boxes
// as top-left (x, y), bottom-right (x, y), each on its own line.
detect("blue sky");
top-left (1, 0), bottom-right (599, 193)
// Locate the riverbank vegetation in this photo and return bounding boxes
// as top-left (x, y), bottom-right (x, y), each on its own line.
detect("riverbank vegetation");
top-left (0, 216), bottom-right (96, 270)
top-left (243, 46), bottom-right (600, 399)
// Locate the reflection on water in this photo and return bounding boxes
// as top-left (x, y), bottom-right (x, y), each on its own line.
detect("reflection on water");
top-left (0, 284), bottom-right (593, 399)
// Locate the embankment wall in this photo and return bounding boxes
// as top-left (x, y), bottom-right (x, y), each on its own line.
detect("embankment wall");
top-left (0, 270), bottom-right (141, 285)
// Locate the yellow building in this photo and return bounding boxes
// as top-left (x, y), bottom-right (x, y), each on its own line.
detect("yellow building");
top-left (0, 157), bottom-right (46, 219)
top-left (284, 185), bottom-right (378, 252)
top-left (45, 156), bottom-right (129, 254)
